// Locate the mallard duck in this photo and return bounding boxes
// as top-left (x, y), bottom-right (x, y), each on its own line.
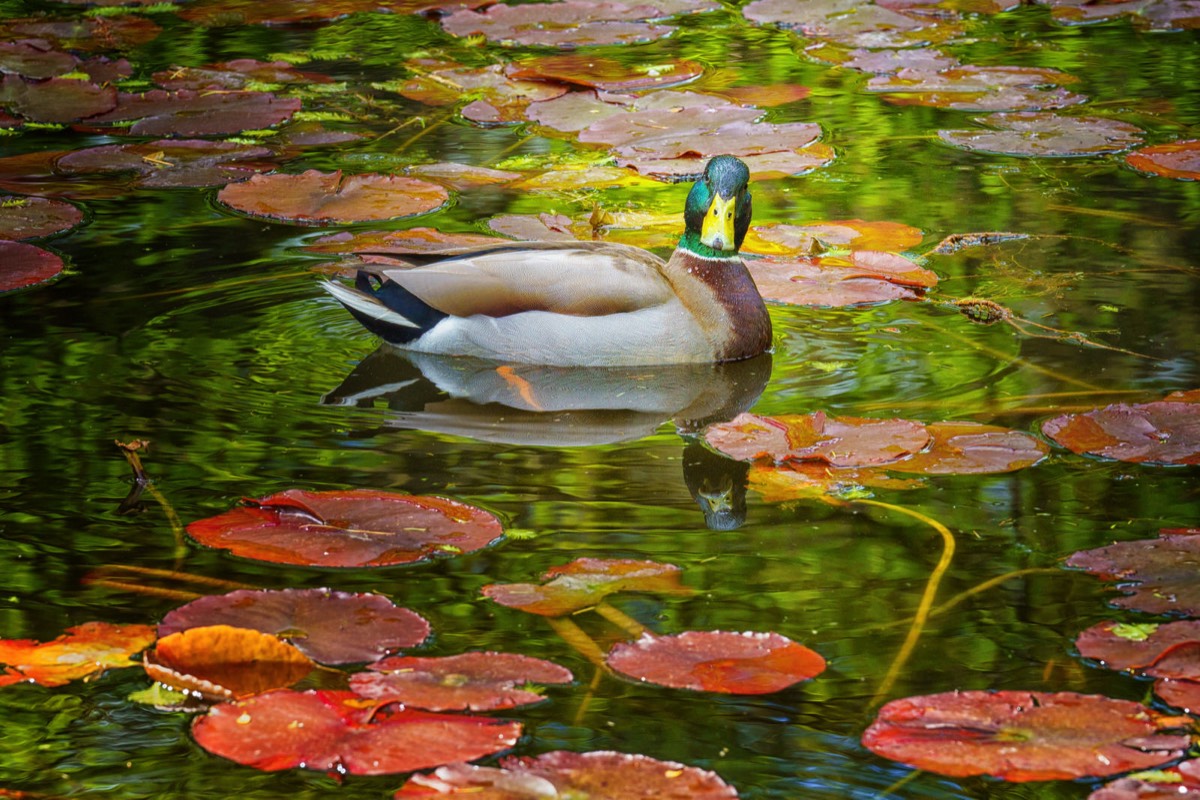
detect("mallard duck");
top-left (322, 155), bottom-right (771, 367)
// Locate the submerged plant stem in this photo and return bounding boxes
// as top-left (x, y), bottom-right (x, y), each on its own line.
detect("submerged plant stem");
top-left (115, 440), bottom-right (187, 564)
top-left (546, 616), bottom-right (608, 669)
top-left (592, 601), bottom-right (646, 638)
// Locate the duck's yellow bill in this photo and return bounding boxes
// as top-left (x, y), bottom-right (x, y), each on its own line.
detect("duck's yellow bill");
top-left (700, 193), bottom-right (737, 252)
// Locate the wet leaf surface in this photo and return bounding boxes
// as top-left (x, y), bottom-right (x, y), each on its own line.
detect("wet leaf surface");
top-left (0, 240), bottom-right (64, 292)
top-left (746, 251), bottom-right (937, 306)
top-left (0, 196), bottom-right (83, 239)
top-left (1076, 620), bottom-right (1200, 674)
top-left (508, 55), bottom-right (704, 92)
top-left (178, 0), bottom-right (480, 26)
top-left (56, 140), bottom-right (275, 188)
top-left (748, 461), bottom-right (923, 502)
top-left (143, 624), bottom-right (314, 700)
top-left (863, 690), bottom-right (1189, 781)
top-left (186, 488), bottom-right (504, 567)
top-left (0, 622), bottom-right (156, 687)
top-left (306, 227), bottom-right (503, 255)
top-left (939, 113), bottom-right (1145, 157)
top-left (1154, 678), bottom-right (1200, 714)
top-left (83, 88), bottom-right (300, 136)
top-left (1066, 528), bottom-right (1200, 616)
top-left (350, 651), bottom-right (573, 711)
top-left (482, 558), bottom-right (688, 617)
top-left (744, 219), bottom-right (925, 255)
top-left (743, 0), bottom-right (944, 48)
top-left (1089, 758), bottom-right (1200, 800)
top-left (216, 171), bottom-right (449, 225)
top-left (402, 162), bottom-right (522, 191)
top-left (706, 411), bottom-right (931, 467)
top-left (158, 588), bottom-right (430, 665)
top-left (1126, 139), bottom-right (1200, 180)
top-left (867, 66), bottom-right (1087, 111)
top-left (888, 421), bottom-right (1049, 474)
top-left (1042, 392), bottom-right (1200, 464)
top-left (0, 40), bottom-right (78, 79)
top-left (152, 59), bottom-right (334, 91)
top-left (618, 143), bottom-right (835, 181)
top-left (607, 630), bottom-right (825, 694)
top-left (2, 16), bottom-right (162, 51)
top-left (394, 61), bottom-right (567, 115)
top-left (440, 1), bottom-right (705, 48)
top-left (0, 74), bottom-right (116, 123)
top-left (192, 689), bottom-right (521, 775)
top-left (396, 750), bottom-right (739, 798)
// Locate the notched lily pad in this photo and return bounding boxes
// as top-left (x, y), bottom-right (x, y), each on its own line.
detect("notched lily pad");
top-left (1066, 528), bottom-right (1200, 616)
top-left (508, 54), bottom-right (704, 92)
top-left (216, 170), bottom-right (449, 225)
top-left (0, 195), bottom-right (83, 239)
top-left (0, 74), bottom-right (116, 123)
top-left (1042, 391), bottom-right (1200, 464)
top-left (863, 690), bottom-right (1190, 781)
top-left (0, 240), bottom-right (65, 292)
top-left (84, 88), bottom-right (300, 136)
top-left (939, 113), bottom-right (1145, 157)
top-left (56, 140), bottom-right (275, 188)
top-left (606, 630), bottom-right (825, 694)
top-left (186, 488), bottom-right (503, 567)
top-left (143, 624), bottom-right (314, 701)
top-left (482, 558), bottom-right (690, 617)
top-left (706, 411), bottom-right (932, 467)
top-left (1126, 139), bottom-right (1200, 180)
top-left (867, 66), bottom-right (1087, 112)
top-left (0, 621), bottom-right (156, 687)
top-left (746, 251), bottom-right (937, 307)
top-left (440, 1), bottom-right (704, 48)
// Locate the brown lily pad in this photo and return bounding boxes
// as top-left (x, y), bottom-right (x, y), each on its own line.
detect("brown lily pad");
top-left (0, 196), bottom-right (83, 239)
top-left (56, 140), bottom-right (275, 188)
top-left (1126, 139), bottom-right (1200, 180)
top-left (143, 624), bottom-right (315, 701)
top-left (1076, 620), bottom-right (1200, 674)
top-left (84, 88), bottom-right (300, 136)
top-left (889, 421), bottom-right (1049, 474)
top-left (607, 630), bottom-right (825, 694)
top-left (482, 558), bottom-right (689, 617)
top-left (508, 54), bottom-right (704, 92)
top-left (863, 690), bottom-right (1189, 781)
top-left (350, 652), bottom-right (573, 711)
top-left (0, 74), bottom-right (116, 123)
top-left (1066, 528), bottom-right (1200, 616)
top-left (744, 219), bottom-right (925, 256)
top-left (396, 750), bottom-right (739, 798)
top-left (4, 16), bottom-right (162, 51)
top-left (746, 251), bottom-right (937, 307)
top-left (1089, 758), bottom-right (1200, 800)
top-left (939, 112), bottom-right (1145, 157)
top-left (306, 227), bottom-right (503, 256)
top-left (0, 240), bottom-right (64, 292)
top-left (0, 40), bottom-right (78, 79)
top-left (216, 171), bottom-right (449, 225)
top-left (152, 59), bottom-right (333, 91)
top-left (0, 621), bottom-right (156, 688)
top-left (705, 411), bottom-right (932, 467)
top-left (1042, 393), bottom-right (1200, 464)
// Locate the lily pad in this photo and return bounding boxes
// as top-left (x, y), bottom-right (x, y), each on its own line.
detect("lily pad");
top-left (0, 240), bottom-right (65, 292)
top-left (350, 652), bottom-right (573, 711)
top-left (84, 88), bottom-right (300, 136)
top-left (158, 588), bottom-right (430, 665)
top-left (306, 227), bottom-right (503, 255)
top-left (1042, 393), bottom-right (1200, 464)
top-left (482, 558), bottom-right (689, 617)
top-left (939, 113), bottom-right (1145, 157)
top-left (178, 0), bottom-right (480, 25)
top-left (1089, 759), bottom-right (1200, 800)
top-left (1155, 678), bottom-right (1200, 714)
top-left (748, 461), bottom-right (923, 503)
top-left (1076, 620), bottom-right (1200, 674)
top-left (0, 74), bottom-right (116, 123)
top-left (863, 690), bottom-right (1189, 781)
top-left (394, 62), bottom-right (567, 115)
top-left (1126, 139), bottom-right (1200, 180)
top-left (143, 624), bottom-right (314, 701)
top-left (744, 219), bottom-right (925, 256)
top-left (403, 162), bottom-right (522, 191)
top-left (705, 411), bottom-right (932, 467)
top-left (152, 59), bottom-right (334, 91)
top-left (0, 196), bottom-right (83, 239)
top-left (3, 16), bottom-right (162, 51)
top-left (56, 140), bottom-right (275, 188)
top-left (186, 489), bottom-right (504, 567)
top-left (1066, 528), bottom-right (1200, 616)
top-left (216, 171), bottom-right (449, 225)
top-left (618, 143), bottom-right (836, 181)
top-left (867, 66), bottom-right (1087, 112)
top-left (578, 104), bottom-right (763, 150)
top-left (746, 251), bottom-right (937, 306)
top-left (743, 0), bottom-right (945, 47)
top-left (607, 630), bottom-right (825, 694)
top-left (0, 621), bottom-right (156, 687)
top-left (888, 421), bottom-right (1049, 474)
top-left (192, 689), bottom-right (521, 775)
top-left (440, 1), bottom-right (703, 48)
top-left (396, 750), bottom-right (739, 798)
top-left (507, 55), bottom-right (704, 92)
top-left (0, 40), bottom-right (78, 79)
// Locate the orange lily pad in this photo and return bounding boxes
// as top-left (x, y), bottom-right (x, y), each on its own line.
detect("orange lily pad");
top-left (1126, 139), bottom-right (1200, 180)
top-left (744, 220), bottom-right (924, 255)
top-left (706, 411), bottom-right (932, 467)
top-left (746, 251), bottom-right (937, 306)
top-left (482, 558), bottom-right (689, 617)
top-left (888, 421), bottom-right (1049, 474)
top-left (216, 171), bottom-right (449, 225)
top-left (508, 54), bottom-right (703, 92)
top-left (143, 624), bottom-right (314, 701)
top-left (0, 621), bottom-right (156, 688)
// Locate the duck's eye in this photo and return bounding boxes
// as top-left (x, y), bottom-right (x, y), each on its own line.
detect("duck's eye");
top-left (712, 208), bottom-right (717, 216)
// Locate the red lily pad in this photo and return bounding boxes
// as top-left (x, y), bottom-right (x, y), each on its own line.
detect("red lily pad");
top-left (1042, 393), bottom-right (1200, 464)
top-left (0, 621), bottom-right (156, 688)
top-left (84, 88), bottom-right (300, 136)
top-left (1126, 139), bottom-right (1200, 180)
top-left (396, 750), bottom-right (739, 798)
top-left (0, 240), bottom-right (64, 292)
top-left (440, 1), bottom-right (703, 48)
top-left (56, 140), bottom-right (275, 188)
top-left (1065, 529), bottom-right (1200, 616)
top-left (0, 40), bottom-right (78, 79)
top-left (0, 196), bottom-right (83, 239)
top-left (0, 74), bottom-right (116, 123)
top-left (939, 113), bottom-right (1145, 157)
top-left (746, 251), bottom-right (937, 307)
top-left (186, 489), bottom-right (503, 567)
top-left (159, 588), bottom-right (430, 665)
top-left (1076, 620), bottom-right (1200, 674)
top-left (192, 689), bottom-right (521, 775)
top-left (4, 16), bottom-right (162, 51)
top-left (862, 690), bottom-right (1189, 781)
top-left (607, 630), bottom-right (825, 694)
top-left (153, 59), bottom-right (333, 91)
top-left (1155, 678), bottom-right (1200, 714)
top-left (508, 55), bottom-right (703, 92)
top-left (216, 171), bottom-right (449, 225)
top-left (888, 421), bottom-right (1049, 474)
top-left (1089, 759), bottom-right (1200, 800)
top-left (306, 227), bottom-right (503, 256)
top-left (144, 624), bottom-right (314, 701)
top-left (706, 411), bottom-right (932, 468)
top-left (744, 220), bottom-right (925, 255)
top-left (867, 66), bottom-right (1087, 112)
top-left (482, 558), bottom-right (689, 617)
top-left (350, 652), bottom-right (573, 711)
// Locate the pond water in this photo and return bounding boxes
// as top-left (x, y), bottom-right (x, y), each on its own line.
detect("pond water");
top-left (1, 1), bottom-right (1199, 798)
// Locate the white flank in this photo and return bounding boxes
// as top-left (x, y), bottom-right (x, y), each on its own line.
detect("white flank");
top-left (322, 281), bottom-right (420, 329)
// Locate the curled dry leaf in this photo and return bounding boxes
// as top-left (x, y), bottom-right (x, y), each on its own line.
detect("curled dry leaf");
top-left (143, 624), bottom-right (314, 701)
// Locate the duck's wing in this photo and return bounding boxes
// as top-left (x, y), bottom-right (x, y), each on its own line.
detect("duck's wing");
top-left (368, 241), bottom-right (675, 318)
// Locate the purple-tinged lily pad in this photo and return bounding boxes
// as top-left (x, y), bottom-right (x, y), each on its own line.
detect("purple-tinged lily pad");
top-left (217, 170), bottom-right (449, 225)
top-left (1126, 139), bottom-right (1200, 180)
top-left (0, 74), bottom-right (116, 123)
top-left (867, 66), bottom-right (1087, 112)
top-left (1066, 528), bottom-right (1200, 616)
top-left (0, 40), bottom-right (77, 79)
top-left (0, 196), bottom-right (83, 239)
top-left (84, 88), bottom-right (300, 136)
top-left (440, 1), bottom-right (710, 48)
top-left (0, 240), bottom-right (64, 292)
top-left (746, 251), bottom-right (937, 307)
top-left (578, 103), bottom-right (762, 149)
top-left (1042, 392), bottom-right (1200, 464)
top-left (939, 112), bottom-right (1144, 157)
top-left (1076, 620), bottom-right (1200, 674)
top-left (840, 46), bottom-right (960, 74)
top-left (351, 652), bottom-right (573, 711)
top-left (706, 411), bottom-right (932, 467)
top-left (159, 588), bottom-right (430, 665)
top-left (57, 140), bottom-right (275, 188)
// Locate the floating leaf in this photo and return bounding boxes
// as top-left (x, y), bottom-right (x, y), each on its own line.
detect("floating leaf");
top-left (0, 40), bottom-right (78, 80)
top-left (867, 66), bottom-right (1086, 112)
top-left (192, 689), bottom-right (521, 775)
top-left (3, 16), bottom-right (162, 51)
top-left (159, 588), bottom-right (430, 665)
top-left (618, 143), bottom-right (835, 181)
top-left (397, 750), bottom-right (739, 798)
top-left (1089, 759), bottom-right (1200, 800)
top-left (152, 59), bottom-right (334, 91)
top-left (1126, 139), bottom-right (1200, 180)
top-left (394, 62), bottom-right (566, 119)
top-left (306, 227), bottom-right (503, 256)
top-left (186, 489), bottom-right (503, 567)
top-left (0, 240), bottom-right (64, 292)
top-left (863, 690), bottom-right (1189, 781)
top-left (440, 1), bottom-right (708, 48)
top-left (607, 630), bottom-right (825, 694)
top-left (216, 171), bottom-right (449, 225)
top-left (705, 411), bottom-right (931, 467)
top-left (1066, 528), bottom-right (1200, 616)
top-left (508, 55), bottom-right (704, 92)
top-left (708, 83), bottom-right (811, 107)
top-left (143, 624), bottom-right (314, 701)
top-left (839, 47), bottom-right (960, 74)
top-left (744, 220), bottom-right (924, 255)
top-left (748, 461), bottom-right (922, 503)
top-left (1042, 392), bottom-right (1200, 464)
top-left (939, 113), bottom-right (1144, 157)
top-left (0, 196), bottom-right (83, 239)
top-left (0, 622), bottom-right (155, 688)
top-left (746, 251), bottom-right (937, 307)
top-left (1076, 620), bottom-right (1200, 674)
top-left (579, 103), bottom-right (764, 150)
top-left (56, 140), bottom-right (275, 188)
top-left (482, 558), bottom-right (689, 617)
top-left (1155, 678), bottom-right (1200, 714)
top-left (350, 652), bottom-right (573, 711)
top-left (84, 88), bottom-right (300, 136)
top-left (403, 162), bottom-right (522, 191)
top-left (509, 165), bottom-right (662, 191)
top-left (0, 74), bottom-right (116, 123)
top-left (888, 422), bottom-right (1049, 474)
top-left (178, 0), bottom-right (483, 26)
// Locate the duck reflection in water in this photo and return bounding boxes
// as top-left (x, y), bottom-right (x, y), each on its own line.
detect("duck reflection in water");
top-left (322, 347), bottom-right (769, 530)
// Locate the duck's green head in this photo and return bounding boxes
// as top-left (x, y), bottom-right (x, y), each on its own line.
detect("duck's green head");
top-left (682, 155), bottom-right (752, 258)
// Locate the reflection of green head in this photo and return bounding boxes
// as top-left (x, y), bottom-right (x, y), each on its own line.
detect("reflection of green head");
top-left (683, 156), bottom-right (752, 255)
